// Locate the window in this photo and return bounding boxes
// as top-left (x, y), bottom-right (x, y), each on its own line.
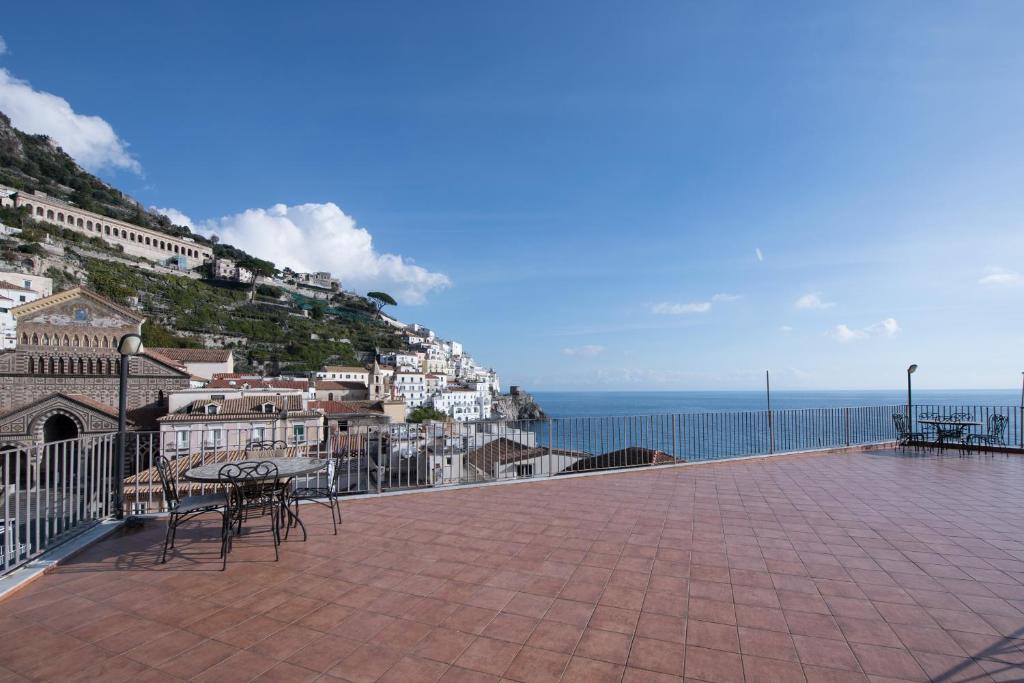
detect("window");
top-left (206, 429), bottom-right (223, 447)
top-left (515, 464), bottom-right (534, 478)
top-left (176, 431), bottom-right (189, 450)
top-left (293, 425), bottom-right (306, 443)
top-left (18, 295), bottom-right (25, 302)
top-left (262, 403), bottom-right (275, 414)
top-left (211, 394), bottom-right (225, 400)
top-left (251, 427), bottom-right (266, 443)
top-left (206, 404), bottom-right (219, 415)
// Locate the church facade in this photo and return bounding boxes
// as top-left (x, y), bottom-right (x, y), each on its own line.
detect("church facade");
top-left (0, 288), bottom-right (190, 445)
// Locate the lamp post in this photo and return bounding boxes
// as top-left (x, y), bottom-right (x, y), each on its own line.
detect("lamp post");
top-left (906, 364), bottom-right (917, 422)
top-left (766, 370), bottom-right (774, 454)
top-left (115, 333), bottom-right (144, 520)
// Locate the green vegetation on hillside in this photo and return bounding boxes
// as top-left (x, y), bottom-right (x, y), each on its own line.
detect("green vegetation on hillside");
top-left (82, 258), bottom-right (401, 372)
top-left (407, 407), bottom-right (450, 423)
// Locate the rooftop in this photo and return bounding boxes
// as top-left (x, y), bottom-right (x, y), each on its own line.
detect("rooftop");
top-left (2, 448), bottom-right (1023, 682)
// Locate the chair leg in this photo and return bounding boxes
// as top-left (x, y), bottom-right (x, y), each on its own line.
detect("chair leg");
top-left (161, 514), bottom-right (175, 563)
top-left (329, 493), bottom-right (338, 535)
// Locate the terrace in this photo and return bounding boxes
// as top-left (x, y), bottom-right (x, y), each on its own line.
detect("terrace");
top-left (2, 446), bottom-right (1024, 682)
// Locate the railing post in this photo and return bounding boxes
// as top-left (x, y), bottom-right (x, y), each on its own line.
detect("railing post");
top-left (844, 407), bottom-right (850, 447)
top-left (671, 414), bottom-right (677, 459)
top-left (547, 419), bottom-right (553, 477)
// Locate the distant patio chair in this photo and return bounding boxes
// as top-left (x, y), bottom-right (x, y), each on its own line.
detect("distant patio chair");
top-left (892, 413), bottom-right (926, 452)
top-left (965, 414), bottom-right (1009, 454)
top-left (155, 455), bottom-right (229, 564)
top-left (918, 412), bottom-right (941, 442)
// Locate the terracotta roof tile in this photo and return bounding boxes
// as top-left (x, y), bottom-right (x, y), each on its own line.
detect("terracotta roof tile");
top-left (149, 347), bottom-right (233, 363)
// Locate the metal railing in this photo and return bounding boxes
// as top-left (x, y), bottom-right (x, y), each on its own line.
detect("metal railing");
top-left (2, 433), bottom-right (116, 574)
top-left (3, 404), bottom-right (1020, 575)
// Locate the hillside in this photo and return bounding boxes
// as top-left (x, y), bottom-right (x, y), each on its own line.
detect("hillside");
top-left (0, 111), bottom-right (407, 373)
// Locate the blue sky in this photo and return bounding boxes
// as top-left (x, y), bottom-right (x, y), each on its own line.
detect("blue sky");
top-left (2, 2), bottom-right (1023, 391)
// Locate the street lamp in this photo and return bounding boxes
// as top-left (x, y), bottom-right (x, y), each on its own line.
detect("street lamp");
top-left (906, 364), bottom-right (917, 421)
top-left (115, 333), bottom-right (144, 520)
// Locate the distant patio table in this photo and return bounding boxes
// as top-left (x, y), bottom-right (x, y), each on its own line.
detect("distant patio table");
top-left (184, 457), bottom-right (329, 540)
top-left (917, 418), bottom-right (981, 445)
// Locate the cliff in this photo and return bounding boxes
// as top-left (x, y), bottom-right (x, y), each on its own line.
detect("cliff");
top-left (492, 389), bottom-right (546, 421)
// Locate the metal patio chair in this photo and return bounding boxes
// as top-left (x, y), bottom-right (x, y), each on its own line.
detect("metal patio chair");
top-left (154, 455), bottom-right (229, 564)
top-left (287, 455), bottom-right (343, 538)
top-left (918, 412), bottom-right (941, 442)
top-left (218, 461), bottom-right (286, 568)
top-left (892, 413), bottom-right (926, 452)
top-left (965, 414), bottom-right (1008, 454)
top-left (938, 412), bottom-right (973, 448)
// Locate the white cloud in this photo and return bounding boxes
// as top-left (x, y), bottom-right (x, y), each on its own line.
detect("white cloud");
top-left (562, 345), bottom-right (605, 358)
top-left (794, 292), bottom-right (835, 310)
top-left (978, 266), bottom-right (1021, 286)
top-left (0, 35), bottom-right (7, 56)
top-left (831, 324), bottom-right (867, 342)
top-left (195, 202), bottom-right (449, 304)
top-left (0, 68), bottom-right (141, 173)
top-left (651, 301), bottom-right (712, 315)
top-left (711, 293), bottom-right (740, 302)
top-left (830, 317), bottom-right (900, 342)
top-left (151, 206), bottom-right (194, 229)
top-left (869, 317), bottom-right (901, 336)
top-left (780, 325), bottom-right (793, 334)
top-left (755, 247), bottom-right (763, 262)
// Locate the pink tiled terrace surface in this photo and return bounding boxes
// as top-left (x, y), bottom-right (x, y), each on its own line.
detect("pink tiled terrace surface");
top-left (2, 449), bottom-right (1024, 682)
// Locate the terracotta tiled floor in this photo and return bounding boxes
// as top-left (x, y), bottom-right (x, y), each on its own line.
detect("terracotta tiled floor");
top-left (3, 448), bottom-right (1024, 682)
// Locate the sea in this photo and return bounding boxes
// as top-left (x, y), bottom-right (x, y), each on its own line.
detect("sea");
top-left (525, 390), bottom-right (1023, 459)
top-left (531, 390), bottom-right (1022, 418)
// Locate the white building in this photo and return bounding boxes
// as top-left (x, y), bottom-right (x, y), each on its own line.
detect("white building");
top-left (9, 187), bottom-right (213, 268)
top-left (316, 365), bottom-right (370, 385)
top-left (394, 370), bottom-right (427, 409)
top-left (0, 273), bottom-right (53, 297)
top-left (432, 387), bottom-right (490, 422)
top-left (380, 351), bottom-right (422, 371)
top-left (212, 258), bottom-right (254, 284)
top-left (0, 278), bottom-right (45, 349)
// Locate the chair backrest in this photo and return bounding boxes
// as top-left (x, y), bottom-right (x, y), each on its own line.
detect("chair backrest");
top-left (892, 413), bottom-right (909, 436)
top-left (218, 460), bottom-right (280, 510)
top-left (154, 455), bottom-right (180, 509)
top-left (950, 412), bottom-right (972, 422)
top-left (988, 414), bottom-right (1008, 438)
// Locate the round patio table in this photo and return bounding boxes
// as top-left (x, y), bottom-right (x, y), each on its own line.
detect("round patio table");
top-left (183, 457), bottom-right (329, 483)
top-left (184, 457), bottom-right (329, 540)
top-left (917, 418), bottom-right (981, 445)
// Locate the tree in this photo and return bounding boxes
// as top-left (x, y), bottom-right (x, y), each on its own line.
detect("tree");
top-left (407, 407), bottom-right (449, 424)
top-left (367, 291), bottom-right (397, 317)
top-left (239, 256), bottom-right (277, 302)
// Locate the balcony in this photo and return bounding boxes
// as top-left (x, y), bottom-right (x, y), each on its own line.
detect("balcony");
top-left (2, 444), bottom-right (1023, 682)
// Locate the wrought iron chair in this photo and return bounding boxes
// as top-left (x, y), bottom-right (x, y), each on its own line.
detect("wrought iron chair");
top-left (154, 455), bottom-right (229, 564)
top-left (965, 414), bottom-right (1008, 453)
top-left (287, 456), bottom-right (343, 538)
top-left (218, 461), bottom-right (286, 568)
top-left (917, 412), bottom-right (941, 442)
top-left (938, 412), bottom-right (973, 447)
top-left (892, 413), bottom-right (926, 452)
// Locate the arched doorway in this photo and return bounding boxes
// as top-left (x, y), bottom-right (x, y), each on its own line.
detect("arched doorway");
top-left (43, 414), bottom-right (79, 443)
